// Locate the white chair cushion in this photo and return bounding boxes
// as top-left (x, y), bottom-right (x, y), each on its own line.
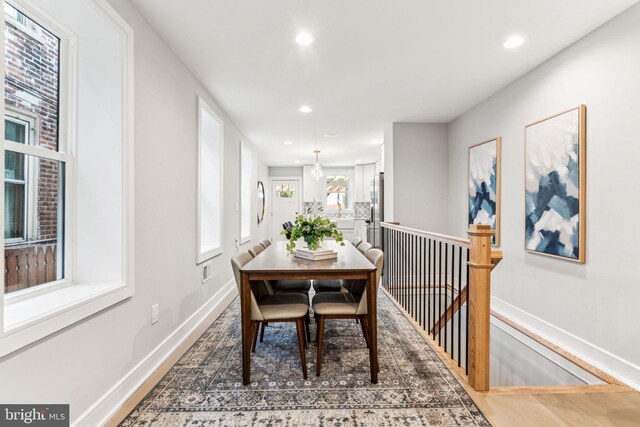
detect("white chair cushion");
top-left (312, 292), bottom-right (358, 316)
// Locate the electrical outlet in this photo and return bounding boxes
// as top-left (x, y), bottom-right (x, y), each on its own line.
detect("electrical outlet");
top-left (202, 262), bottom-right (213, 284)
top-left (151, 304), bottom-right (159, 324)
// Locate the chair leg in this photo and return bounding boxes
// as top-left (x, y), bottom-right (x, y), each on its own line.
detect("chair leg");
top-left (316, 315), bottom-right (325, 377)
top-left (359, 316), bottom-right (370, 349)
top-left (260, 322), bottom-right (267, 343)
top-left (295, 318), bottom-right (308, 379)
top-left (251, 322), bottom-right (259, 353)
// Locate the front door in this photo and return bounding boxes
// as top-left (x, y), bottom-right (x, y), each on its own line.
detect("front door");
top-left (271, 179), bottom-right (301, 240)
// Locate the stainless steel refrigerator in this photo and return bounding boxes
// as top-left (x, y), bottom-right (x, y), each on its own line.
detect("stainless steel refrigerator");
top-left (366, 172), bottom-right (384, 248)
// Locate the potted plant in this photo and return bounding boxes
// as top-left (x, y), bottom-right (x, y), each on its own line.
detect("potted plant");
top-left (282, 214), bottom-right (345, 251)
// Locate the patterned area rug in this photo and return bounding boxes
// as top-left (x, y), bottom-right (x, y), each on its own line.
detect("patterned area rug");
top-left (120, 291), bottom-right (491, 426)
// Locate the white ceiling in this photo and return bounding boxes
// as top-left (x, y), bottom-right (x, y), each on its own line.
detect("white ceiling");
top-left (131, 0), bottom-right (638, 166)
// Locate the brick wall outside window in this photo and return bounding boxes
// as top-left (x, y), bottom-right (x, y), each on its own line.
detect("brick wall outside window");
top-left (4, 16), bottom-right (60, 242)
top-left (3, 10), bottom-right (63, 293)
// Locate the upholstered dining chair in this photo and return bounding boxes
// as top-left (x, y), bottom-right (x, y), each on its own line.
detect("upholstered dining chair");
top-left (246, 247), bottom-right (311, 345)
top-left (259, 239), bottom-right (271, 248)
top-left (248, 244), bottom-right (265, 257)
top-left (231, 252), bottom-right (309, 379)
top-left (313, 239), bottom-right (369, 294)
top-left (311, 248), bottom-right (384, 376)
top-left (357, 241), bottom-right (372, 255)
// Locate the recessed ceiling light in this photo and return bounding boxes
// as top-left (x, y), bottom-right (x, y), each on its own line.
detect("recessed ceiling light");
top-left (355, 160), bottom-right (361, 163)
top-left (370, 140), bottom-right (383, 145)
top-left (503, 35), bottom-right (524, 49)
top-left (294, 160), bottom-right (301, 164)
top-left (323, 133), bottom-right (338, 138)
top-left (283, 140), bottom-right (294, 145)
top-left (299, 105), bottom-right (312, 113)
top-left (296, 32), bottom-right (313, 46)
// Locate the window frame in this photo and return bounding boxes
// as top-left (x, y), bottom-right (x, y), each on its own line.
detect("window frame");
top-left (239, 141), bottom-right (251, 244)
top-left (3, 113), bottom-right (32, 244)
top-left (0, 0), bottom-right (134, 358)
top-left (2, 4), bottom-right (73, 299)
top-left (324, 169), bottom-right (354, 213)
top-left (196, 96), bottom-right (224, 263)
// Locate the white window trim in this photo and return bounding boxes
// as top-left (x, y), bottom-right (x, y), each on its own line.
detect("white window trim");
top-left (239, 141), bottom-right (252, 244)
top-left (196, 96), bottom-right (224, 263)
top-left (324, 168), bottom-right (354, 213)
top-left (0, 0), bottom-right (135, 358)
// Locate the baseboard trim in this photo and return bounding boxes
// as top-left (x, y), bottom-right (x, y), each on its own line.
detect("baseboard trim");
top-left (491, 296), bottom-right (640, 391)
top-left (74, 279), bottom-right (237, 427)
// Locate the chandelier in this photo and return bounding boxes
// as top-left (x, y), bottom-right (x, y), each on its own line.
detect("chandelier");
top-left (311, 150), bottom-right (323, 181)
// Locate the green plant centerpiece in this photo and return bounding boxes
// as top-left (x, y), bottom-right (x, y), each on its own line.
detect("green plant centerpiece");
top-left (281, 214), bottom-right (345, 251)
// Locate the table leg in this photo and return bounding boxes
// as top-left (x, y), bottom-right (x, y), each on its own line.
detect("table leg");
top-left (241, 271), bottom-right (251, 385)
top-left (367, 269), bottom-right (379, 383)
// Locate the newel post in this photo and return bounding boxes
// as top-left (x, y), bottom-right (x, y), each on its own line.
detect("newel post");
top-left (466, 224), bottom-right (494, 391)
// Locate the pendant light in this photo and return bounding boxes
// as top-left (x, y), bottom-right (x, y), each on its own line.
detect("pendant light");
top-left (311, 149), bottom-right (323, 181)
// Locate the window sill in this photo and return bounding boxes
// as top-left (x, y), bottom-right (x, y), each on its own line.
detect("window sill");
top-left (0, 281), bottom-right (133, 358)
top-left (240, 236), bottom-right (251, 245)
top-left (197, 247), bottom-right (223, 264)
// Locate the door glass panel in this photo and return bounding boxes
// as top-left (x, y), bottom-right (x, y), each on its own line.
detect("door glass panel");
top-left (276, 184), bottom-right (295, 198)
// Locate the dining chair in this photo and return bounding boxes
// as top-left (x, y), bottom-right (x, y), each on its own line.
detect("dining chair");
top-left (313, 239), bottom-right (369, 293)
top-left (231, 252), bottom-right (309, 379)
top-left (259, 239), bottom-right (271, 248)
top-left (248, 244), bottom-right (265, 257)
top-left (357, 241), bottom-right (372, 254)
top-left (311, 248), bottom-right (384, 376)
top-left (246, 248), bottom-right (311, 345)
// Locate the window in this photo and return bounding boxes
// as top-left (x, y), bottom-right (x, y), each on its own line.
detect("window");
top-left (3, 4), bottom-right (66, 295)
top-left (4, 2), bottom-right (26, 26)
top-left (240, 142), bottom-right (251, 243)
top-left (326, 173), bottom-right (352, 211)
top-left (4, 115), bottom-right (29, 243)
top-left (0, 0), bottom-right (134, 358)
top-left (197, 97), bottom-right (223, 262)
top-left (275, 183), bottom-right (295, 198)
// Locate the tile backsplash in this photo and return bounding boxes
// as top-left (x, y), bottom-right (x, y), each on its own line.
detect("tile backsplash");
top-left (302, 201), bottom-right (323, 215)
top-left (354, 202), bottom-right (371, 219)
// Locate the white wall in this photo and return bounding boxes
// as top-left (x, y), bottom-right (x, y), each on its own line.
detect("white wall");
top-left (447, 3), bottom-right (640, 388)
top-left (0, 0), bottom-right (268, 423)
top-left (268, 166), bottom-right (303, 177)
top-left (383, 125), bottom-right (393, 221)
top-left (388, 123), bottom-right (449, 231)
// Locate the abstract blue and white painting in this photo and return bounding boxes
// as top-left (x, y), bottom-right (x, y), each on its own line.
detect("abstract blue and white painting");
top-left (525, 106), bottom-right (585, 262)
top-left (468, 138), bottom-right (500, 245)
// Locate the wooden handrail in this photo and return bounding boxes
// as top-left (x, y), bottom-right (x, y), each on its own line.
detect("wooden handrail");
top-left (380, 222), bottom-right (502, 392)
top-left (430, 285), bottom-right (467, 335)
top-left (381, 222), bottom-right (470, 248)
top-left (467, 224), bottom-right (502, 391)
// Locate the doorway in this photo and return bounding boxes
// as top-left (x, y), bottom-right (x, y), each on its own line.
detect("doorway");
top-left (271, 178), bottom-right (301, 240)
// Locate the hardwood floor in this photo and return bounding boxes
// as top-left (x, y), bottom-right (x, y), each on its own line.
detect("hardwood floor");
top-left (387, 288), bottom-right (640, 426)
top-left (474, 391), bottom-right (640, 427)
top-left (111, 288), bottom-right (640, 426)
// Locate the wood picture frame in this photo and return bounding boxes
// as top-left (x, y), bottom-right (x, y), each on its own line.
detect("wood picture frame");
top-left (524, 105), bottom-right (586, 263)
top-left (468, 137), bottom-right (501, 246)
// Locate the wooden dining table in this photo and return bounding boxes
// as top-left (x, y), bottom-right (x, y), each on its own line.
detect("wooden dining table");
top-left (240, 240), bottom-right (379, 384)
